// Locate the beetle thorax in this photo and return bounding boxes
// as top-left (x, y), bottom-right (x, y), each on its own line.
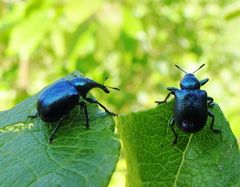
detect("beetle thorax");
top-left (70, 77), bottom-right (95, 96)
top-left (180, 73), bottom-right (200, 90)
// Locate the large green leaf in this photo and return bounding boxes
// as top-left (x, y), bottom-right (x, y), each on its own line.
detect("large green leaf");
top-left (117, 101), bottom-right (240, 187)
top-left (0, 73), bottom-right (120, 187)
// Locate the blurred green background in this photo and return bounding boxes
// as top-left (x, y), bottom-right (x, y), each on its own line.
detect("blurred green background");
top-left (0, 0), bottom-right (239, 186)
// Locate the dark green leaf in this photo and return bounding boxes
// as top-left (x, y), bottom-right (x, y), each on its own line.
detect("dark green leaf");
top-left (117, 102), bottom-right (240, 187)
top-left (0, 73), bottom-right (120, 187)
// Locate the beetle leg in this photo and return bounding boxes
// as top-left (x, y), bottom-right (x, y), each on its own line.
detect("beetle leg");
top-left (200, 78), bottom-right (209, 86)
top-left (155, 92), bottom-right (172, 105)
top-left (84, 97), bottom-right (117, 116)
top-left (78, 101), bottom-right (89, 129)
top-left (155, 91), bottom-right (175, 105)
top-left (208, 110), bottom-right (221, 133)
top-left (170, 116), bottom-right (178, 145)
top-left (207, 97), bottom-right (214, 108)
top-left (48, 116), bottom-right (67, 143)
top-left (155, 87), bottom-right (178, 105)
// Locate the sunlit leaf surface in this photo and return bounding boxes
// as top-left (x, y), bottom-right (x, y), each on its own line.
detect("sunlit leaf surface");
top-left (117, 102), bottom-right (240, 187)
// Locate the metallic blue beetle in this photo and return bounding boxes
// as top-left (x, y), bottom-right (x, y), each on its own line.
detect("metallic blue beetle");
top-left (155, 64), bottom-right (220, 145)
top-left (30, 76), bottom-right (119, 143)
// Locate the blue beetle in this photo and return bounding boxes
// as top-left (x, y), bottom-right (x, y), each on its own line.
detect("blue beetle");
top-left (155, 64), bottom-right (220, 145)
top-left (30, 76), bottom-right (119, 143)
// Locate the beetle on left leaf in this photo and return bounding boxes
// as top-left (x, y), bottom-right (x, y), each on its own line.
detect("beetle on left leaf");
top-left (29, 75), bottom-right (119, 143)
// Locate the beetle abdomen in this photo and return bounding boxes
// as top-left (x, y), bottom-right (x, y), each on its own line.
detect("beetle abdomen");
top-left (37, 80), bottom-right (80, 122)
top-left (174, 90), bottom-right (208, 133)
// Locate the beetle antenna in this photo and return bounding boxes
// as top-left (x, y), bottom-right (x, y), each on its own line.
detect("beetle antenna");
top-left (102, 76), bottom-right (120, 91)
top-left (193, 64), bottom-right (205, 73)
top-left (105, 85), bottom-right (120, 91)
top-left (175, 65), bottom-right (187, 74)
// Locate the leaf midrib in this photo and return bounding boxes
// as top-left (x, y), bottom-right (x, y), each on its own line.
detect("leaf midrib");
top-left (173, 134), bottom-right (193, 187)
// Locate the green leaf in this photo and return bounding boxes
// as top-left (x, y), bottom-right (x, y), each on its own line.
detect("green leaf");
top-left (0, 73), bottom-right (120, 186)
top-left (117, 101), bottom-right (240, 187)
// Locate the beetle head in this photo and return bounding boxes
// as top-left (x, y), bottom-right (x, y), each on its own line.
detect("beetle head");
top-left (175, 64), bottom-right (205, 90)
top-left (70, 77), bottom-right (119, 97)
top-left (180, 73), bottom-right (200, 89)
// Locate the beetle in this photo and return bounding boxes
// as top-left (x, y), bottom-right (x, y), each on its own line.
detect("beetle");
top-left (30, 76), bottom-right (119, 143)
top-left (155, 64), bottom-right (220, 145)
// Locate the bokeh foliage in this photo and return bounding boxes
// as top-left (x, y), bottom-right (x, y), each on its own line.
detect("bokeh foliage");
top-left (1, 0), bottom-right (239, 136)
top-left (0, 0), bottom-right (240, 185)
